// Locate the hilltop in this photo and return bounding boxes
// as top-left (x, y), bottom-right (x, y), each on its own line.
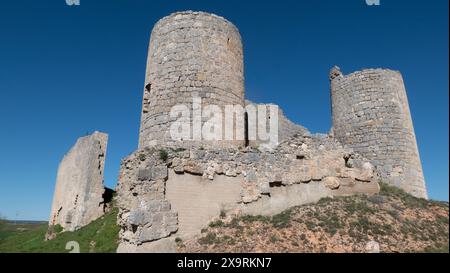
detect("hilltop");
top-left (178, 183), bottom-right (449, 253)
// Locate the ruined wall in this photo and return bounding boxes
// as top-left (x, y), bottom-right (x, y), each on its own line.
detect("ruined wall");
top-left (330, 67), bottom-right (427, 198)
top-left (139, 11), bottom-right (245, 149)
top-left (116, 134), bottom-right (379, 252)
top-left (245, 100), bottom-right (310, 148)
top-left (166, 171), bottom-right (242, 238)
top-left (49, 131), bottom-right (108, 231)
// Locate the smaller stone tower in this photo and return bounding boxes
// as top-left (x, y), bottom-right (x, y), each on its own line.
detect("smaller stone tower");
top-left (329, 66), bottom-right (427, 198)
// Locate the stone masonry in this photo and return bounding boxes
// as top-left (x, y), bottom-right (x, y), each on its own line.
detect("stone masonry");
top-left (330, 66), bottom-right (427, 198)
top-left (113, 11), bottom-right (428, 252)
top-left (48, 131), bottom-right (108, 231)
top-left (116, 134), bottom-right (379, 252)
top-left (245, 100), bottom-right (310, 147)
top-left (139, 11), bottom-right (245, 149)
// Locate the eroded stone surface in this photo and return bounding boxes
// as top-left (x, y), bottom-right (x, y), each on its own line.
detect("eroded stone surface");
top-left (138, 11), bottom-right (245, 149)
top-left (48, 131), bottom-right (108, 231)
top-left (116, 134), bottom-right (380, 251)
top-left (330, 67), bottom-right (427, 199)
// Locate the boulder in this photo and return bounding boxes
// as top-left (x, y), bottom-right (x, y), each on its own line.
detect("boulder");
top-left (323, 176), bottom-right (340, 190)
top-left (365, 240), bottom-right (380, 253)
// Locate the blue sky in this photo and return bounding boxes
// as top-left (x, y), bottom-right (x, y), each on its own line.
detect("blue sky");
top-left (0, 0), bottom-right (448, 220)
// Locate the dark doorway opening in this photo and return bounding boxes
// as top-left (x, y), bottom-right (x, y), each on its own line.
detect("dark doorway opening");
top-left (100, 187), bottom-right (115, 212)
top-left (244, 111), bottom-right (249, 147)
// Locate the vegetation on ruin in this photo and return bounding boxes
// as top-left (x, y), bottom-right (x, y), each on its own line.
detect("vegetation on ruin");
top-left (159, 149), bottom-right (169, 161)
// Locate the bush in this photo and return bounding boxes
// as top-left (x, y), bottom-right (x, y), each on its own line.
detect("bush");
top-left (222, 235), bottom-right (235, 245)
top-left (219, 210), bottom-right (226, 218)
top-left (269, 235), bottom-right (278, 243)
top-left (198, 232), bottom-right (217, 245)
top-left (53, 224), bottom-right (63, 233)
top-left (159, 149), bottom-right (168, 161)
top-left (240, 215), bottom-right (270, 223)
top-left (423, 244), bottom-right (449, 253)
top-left (226, 218), bottom-right (242, 229)
top-left (379, 182), bottom-right (428, 208)
top-left (173, 148), bottom-right (186, 153)
top-left (271, 209), bottom-right (292, 228)
top-left (138, 153), bottom-right (146, 161)
top-left (319, 214), bottom-right (342, 235)
top-left (367, 195), bottom-right (386, 205)
top-left (209, 220), bottom-right (224, 228)
top-left (318, 197), bottom-right (334, 205)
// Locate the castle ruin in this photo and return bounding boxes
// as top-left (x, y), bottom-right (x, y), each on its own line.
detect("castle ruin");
top-left (48, 11), bottom-right (427, 252)
top-left (48, 131), bottom-right (110, 233)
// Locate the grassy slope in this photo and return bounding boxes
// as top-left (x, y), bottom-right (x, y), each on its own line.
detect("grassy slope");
top-left (1, 183), bottom-right (448, 253)
top-left (179, 183), bottom-right (449, 253)
top-left (0, 208), bottom-right (119, 253)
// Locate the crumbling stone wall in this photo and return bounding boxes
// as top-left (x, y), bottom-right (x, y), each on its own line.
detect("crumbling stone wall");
top-left (116, 151), bottom-right (178, 246)
top-left (116, 134), bottom-right (379, 252)
top-left (139, 11), bottom-right (245, 149)
top-left (48, 131), bottom-right (108, 231)
top-left (330, 67), bottom-right (427, 198)
top-left (245, 100), bottom-right (310, 147)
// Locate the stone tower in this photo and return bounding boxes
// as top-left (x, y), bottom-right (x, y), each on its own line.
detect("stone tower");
top-left (138, 11), bottom-right (245, 148)
top-left (329, 66), bottom-right (427, 198)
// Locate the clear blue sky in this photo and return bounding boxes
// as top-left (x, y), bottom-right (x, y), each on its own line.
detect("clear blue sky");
top-left (0, 0), bottom-right (448, 220)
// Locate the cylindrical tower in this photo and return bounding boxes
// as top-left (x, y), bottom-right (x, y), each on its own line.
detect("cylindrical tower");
top-left (139, 11), bottom-right (245, 148)
top-left (330, 66), bottom-right (427, 199)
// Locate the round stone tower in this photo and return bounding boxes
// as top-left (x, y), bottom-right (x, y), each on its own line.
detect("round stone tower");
top-left (139, 11), bottom-right (245, 148)
top-left (330, 66), bottom-right (427, 199)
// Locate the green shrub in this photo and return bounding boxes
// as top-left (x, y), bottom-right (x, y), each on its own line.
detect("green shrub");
top-left (300, 234), bottom-right (306, 241)
top-left (271, 209), bottom-right (292, 228)
top-left (138, 153), bottom-right (146, 161)
top-left (222, 235), bottom-right (235, 245)
top-left (319, 214), bottom-right (342, 235)
top-left (209, 220), bottom-right (224, 228)
top-left (318, 197), bottom-right (334, 205)
top-left (173, 147), bottom-right (186, 153)
top-left (226, 218), bottom-right (241, 229)
top-left (240, 215), bottom-right (270, 223)
top-left (159, 149), bottom-right (168, 161)
top-left (53, 224), bottom-right (63, 233)
top-left (198, 232), bottom-right (217, 245)
top-left (379, 182), bottom-right (428, 208)
top-left (269, 235), bottom-right (278, 243)
top-left (423, 244), bottom-right (449, 253)
top-left (219, 210), bottom-right (226, 218)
